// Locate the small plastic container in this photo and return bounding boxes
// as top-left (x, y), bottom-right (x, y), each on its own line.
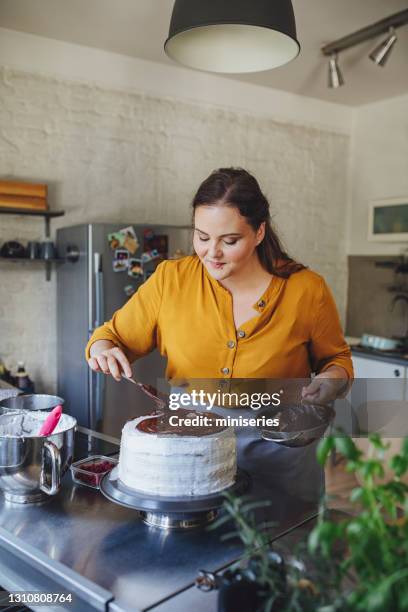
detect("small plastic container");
top-left (70, 455), bottom-right (117, 489)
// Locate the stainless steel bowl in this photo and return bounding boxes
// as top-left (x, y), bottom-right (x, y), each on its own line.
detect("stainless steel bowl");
top-left (259, 404), bottom-right (335, 447)
top-left (0, 411), bottom-right (76, 503)
top-left (0, 394), bottom-right (65, 413)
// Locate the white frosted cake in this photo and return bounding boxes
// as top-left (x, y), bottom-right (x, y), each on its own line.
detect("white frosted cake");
top-left (117, 409), bottom-right (237, 497)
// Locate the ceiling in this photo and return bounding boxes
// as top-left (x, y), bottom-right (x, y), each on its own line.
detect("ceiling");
top-left (0, 0), bottom-right (407, 106)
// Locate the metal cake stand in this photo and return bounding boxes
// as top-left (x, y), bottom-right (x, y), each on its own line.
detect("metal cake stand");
top-left (100, 467), bottom-right (251, 530)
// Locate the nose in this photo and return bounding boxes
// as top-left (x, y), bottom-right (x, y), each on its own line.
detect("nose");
top-left (207, 240), bottom-right (223, 259)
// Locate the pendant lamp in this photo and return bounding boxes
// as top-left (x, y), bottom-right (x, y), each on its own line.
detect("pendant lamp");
top-left (164, 0), bottom-right (300, 74)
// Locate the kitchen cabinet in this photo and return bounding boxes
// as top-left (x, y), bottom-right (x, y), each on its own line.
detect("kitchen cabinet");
top-left (352, 355), bottom-right (405, 379)
top-left (351, 354), bottom-right (406, 403)
top-left (351, 353), bottom-right (407, 435)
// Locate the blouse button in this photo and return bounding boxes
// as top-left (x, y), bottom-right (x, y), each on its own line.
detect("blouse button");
top-left (257, 300), bottom-right (266, 308)
top-left (221, 367), bottom-right (230, 375)
top-left (227, 340), bottom-right (236, 349)
top-left (237, 330), bottom-right (246, 338)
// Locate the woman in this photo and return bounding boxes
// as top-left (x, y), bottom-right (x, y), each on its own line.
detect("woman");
top-left (86, 168), bottom-right (353, 500)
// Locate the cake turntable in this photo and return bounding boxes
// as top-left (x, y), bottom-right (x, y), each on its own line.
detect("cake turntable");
top-left (100, 466), bottom-right (251, 530)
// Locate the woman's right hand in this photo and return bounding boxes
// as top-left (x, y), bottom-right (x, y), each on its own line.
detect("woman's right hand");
top-left (88, 340), bottom-right (132, 382)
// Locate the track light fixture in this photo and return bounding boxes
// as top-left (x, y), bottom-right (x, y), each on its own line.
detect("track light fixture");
top-left (369, 28), bottom-right (398, 67)
top-left (321, 9), bottom-right (408, 89)
top-left (328, 55), bottom-right (344, 89)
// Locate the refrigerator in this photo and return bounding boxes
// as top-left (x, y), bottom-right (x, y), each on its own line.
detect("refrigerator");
top-left (56, 223), bottom-right (192, 441)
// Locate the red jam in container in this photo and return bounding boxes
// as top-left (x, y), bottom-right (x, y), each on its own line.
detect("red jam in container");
top-left (70, 455), bottom-right (117, 489)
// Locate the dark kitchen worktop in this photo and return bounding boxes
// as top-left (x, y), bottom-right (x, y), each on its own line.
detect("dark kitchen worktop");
top-left (351, 345), bottom-right (408, 367)
top-left (0, 428), bottom-right (321, 612)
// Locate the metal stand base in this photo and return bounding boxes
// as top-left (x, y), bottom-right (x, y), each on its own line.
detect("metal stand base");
top-left (3, 491), bottom-right (49, 504)
top-left (100, 467), bottom-right (251, 531)
top-left (140, 509), bottom-right (218, 530)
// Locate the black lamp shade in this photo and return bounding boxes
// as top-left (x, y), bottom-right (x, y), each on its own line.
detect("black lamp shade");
top-left (164, 0), bottom-right (300, 73)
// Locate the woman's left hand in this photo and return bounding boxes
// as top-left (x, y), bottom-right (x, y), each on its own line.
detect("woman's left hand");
top-left (301, 367), bottom-right (349, 406)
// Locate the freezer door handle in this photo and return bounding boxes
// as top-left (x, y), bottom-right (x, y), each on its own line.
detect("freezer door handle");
top-left (89, 366), bottom-right (106, 431)
top-left (91, 252), bottom-right (105, 429)
top-left (94, 368), bottom-right (105, 428)
top-left (94, 252), bottom-right (104, 328)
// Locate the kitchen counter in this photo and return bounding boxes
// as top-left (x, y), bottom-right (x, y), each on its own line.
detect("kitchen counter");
top-left (0, 429), bottom-right (321, 612)
top-left (351, 345), bottom-right (408, 367)
top-left (0, 379), bottom-right (20, 401)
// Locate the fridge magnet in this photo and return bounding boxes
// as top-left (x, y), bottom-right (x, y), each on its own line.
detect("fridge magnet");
top-left (108, 226), bottom-right (139, 254)
top-left (112, 248), bottom-right (129, 272)
top-left (113, 259), bottom-right (127, 272)
top-left (141, 249), bottom-right (160, 263)
top-left (121, 226), bottom-right (139, 254)
top-left (143, 228), bottom-right (155, 241)
top-left (124, 284), bottom-right (136, 297)
top-left (128, 258), bottom-right (144, 279)
top-left (108, 232), bottom-right (123, 250)
top-left (143, 231), bottom-right (168, 257)
top-left (113, 260), bottom-right (127, 273)
top-left (115, 248), bottom-right (129, 262)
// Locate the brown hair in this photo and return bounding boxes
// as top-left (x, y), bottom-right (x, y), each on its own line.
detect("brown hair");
top-left (191, 168), bottom-right (306, 278)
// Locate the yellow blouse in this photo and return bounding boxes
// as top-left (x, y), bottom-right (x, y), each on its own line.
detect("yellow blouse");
top-left (85, 255), bottom-right (353, 382)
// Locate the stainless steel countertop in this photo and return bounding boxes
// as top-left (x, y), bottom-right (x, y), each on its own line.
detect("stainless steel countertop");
top-left (0, 379), bottom-right (20, 401)
top-left (0, 431), bottom-right (320, 611)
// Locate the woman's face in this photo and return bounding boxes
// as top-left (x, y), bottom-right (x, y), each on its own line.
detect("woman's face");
top-left (193, 204), bottom-right (265, 282)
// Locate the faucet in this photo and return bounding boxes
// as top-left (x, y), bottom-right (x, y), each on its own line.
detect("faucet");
top-left (390, 294), bottom-right (408, 309)
top-left (390, 294), bottom-right (408, 342)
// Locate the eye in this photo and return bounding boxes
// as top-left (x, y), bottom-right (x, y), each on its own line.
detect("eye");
top-left (223, 239), bottom-right (238, 246)
top-left (198, 236), bottom-right (209, 242)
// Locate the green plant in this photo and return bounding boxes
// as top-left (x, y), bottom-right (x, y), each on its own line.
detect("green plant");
top-left (310, 433), bottom-right (408, 611)
top-left (211, 433), bottom-right (408, 611)
top-left (209, 495), bottom-right (338, 611)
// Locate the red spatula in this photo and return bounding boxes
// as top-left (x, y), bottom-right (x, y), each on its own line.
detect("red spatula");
top-left (39, 405), bottom-right (63, 436)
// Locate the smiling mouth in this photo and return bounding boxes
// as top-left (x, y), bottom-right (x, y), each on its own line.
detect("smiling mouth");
top-left (208, 261), bottom-right (226, 268)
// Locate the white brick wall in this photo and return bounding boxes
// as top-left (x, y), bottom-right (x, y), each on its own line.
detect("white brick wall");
top-left (0, 67), bottom-right (350, 392)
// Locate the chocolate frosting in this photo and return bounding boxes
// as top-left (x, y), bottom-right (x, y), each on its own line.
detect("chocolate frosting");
top-left (136, 408), bottom-right (227, 436)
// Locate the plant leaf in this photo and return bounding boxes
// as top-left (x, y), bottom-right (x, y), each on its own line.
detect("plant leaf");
top-left (241, 500), bottom-right (272, 513)
top-left (364, 584), bottom-right (391, 612)
top-left (308, 521), bottom-right (339, 557)
top-left (346, 521), bottom-right (363, 537)
top-left (390, 455), bottom-right (408, 477)
top-left (335, 436), bottom-right (360, 460)
top-left (361, 459), bottom-right (384, 480)
top-left (350, 487), bottom-right (366, 505)
top-left (368, 432), bottom-right (389, 451)
top-left (316, 436), bottom-right (335, 465)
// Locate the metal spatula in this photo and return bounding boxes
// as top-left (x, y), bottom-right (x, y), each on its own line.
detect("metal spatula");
top-left (121, 375), bottom-right (168, 410)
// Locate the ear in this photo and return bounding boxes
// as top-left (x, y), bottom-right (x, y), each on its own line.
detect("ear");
top-left (256, 222), bottom-right (266, 245)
